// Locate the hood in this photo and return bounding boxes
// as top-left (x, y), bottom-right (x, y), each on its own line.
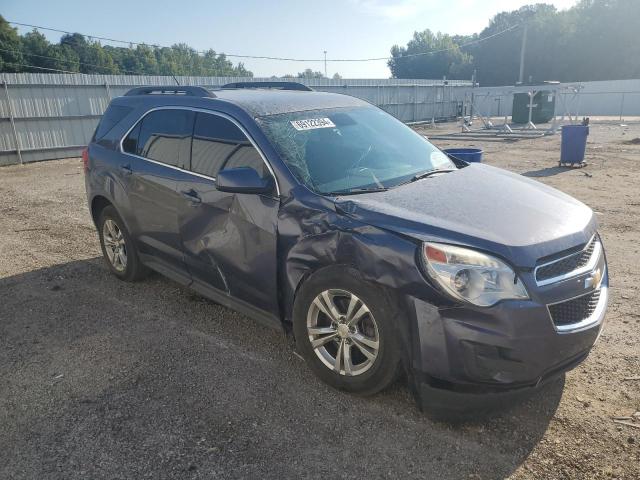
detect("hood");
top-left (335, 163), bottom-right (596, 268)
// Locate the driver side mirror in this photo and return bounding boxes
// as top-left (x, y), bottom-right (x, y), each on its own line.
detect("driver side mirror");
top-left (216, 167), bottom-right (275, 195)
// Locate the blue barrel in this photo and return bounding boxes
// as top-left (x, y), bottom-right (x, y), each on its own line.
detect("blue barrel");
top-left (560, 125), bottom-right (589, 165)
top-left (443, 148), bottom-right (483, 163)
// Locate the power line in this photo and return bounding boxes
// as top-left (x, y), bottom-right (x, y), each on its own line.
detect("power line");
top-left (8, 20), bottom-right (521, 63)
top-left (389, 24), bottom-right (521, 61)
top-left (1, 61), bottom-right (85, 74)
top-left (0, 45), bottom-right (141, 75)
top-left (0, 44), bottom-right (249, 77)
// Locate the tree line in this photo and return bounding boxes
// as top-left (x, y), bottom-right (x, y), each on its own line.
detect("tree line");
top-left (3, 0), bottom-right (637, 85)
top-left (388, 0), bottom-right (640, 86)
top-left (0, 16), bottom-right (252, 77)
top-left (0, 17), bottom-right (344, 79)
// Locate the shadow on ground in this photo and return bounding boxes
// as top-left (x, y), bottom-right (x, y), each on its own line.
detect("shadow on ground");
top-left (0, 259), bottom-right (563, 479)
top-left (522, 166), bottom-right (580, 178)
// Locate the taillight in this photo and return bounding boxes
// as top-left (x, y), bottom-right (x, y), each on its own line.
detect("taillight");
top-left (82, 147), bottom-right (89, 173)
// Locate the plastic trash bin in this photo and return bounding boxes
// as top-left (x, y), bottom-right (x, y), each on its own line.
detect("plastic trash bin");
top-left (443, 148), bottom-right (483, 163)
top-left (560, 125), bottom-right (589, 166)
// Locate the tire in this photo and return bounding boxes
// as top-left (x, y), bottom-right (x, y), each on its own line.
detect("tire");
top-left (293, 268), bottom-right (401, 396)
top-left (98, 205), bottom-right (147, 282)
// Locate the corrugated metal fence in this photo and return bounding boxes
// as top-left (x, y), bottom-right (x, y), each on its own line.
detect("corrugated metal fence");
top-left (458, 79), bottom-right (640, 119)
top-left (2, 74), bottom-right (639, 166)
top-left (0, 73), bottom-right (471, 166)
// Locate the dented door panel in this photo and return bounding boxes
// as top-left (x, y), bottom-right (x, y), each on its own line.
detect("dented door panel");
top-left (176, 172), bottom-right (280, 317)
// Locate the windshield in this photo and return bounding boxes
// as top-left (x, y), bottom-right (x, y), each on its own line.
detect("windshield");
top-left (256, 106), bottom-right (454, 195)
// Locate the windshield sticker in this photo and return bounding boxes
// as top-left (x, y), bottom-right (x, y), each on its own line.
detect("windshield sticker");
top-left (290, 118), bottom-right (336, 131)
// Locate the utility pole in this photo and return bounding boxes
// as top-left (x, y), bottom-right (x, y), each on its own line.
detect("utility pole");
top-left (469, 68), bottom-right (477, 121)
top-left (518, 23), bottom-right (528, 84)
top-left (323, 50), bottom-right (327, 78)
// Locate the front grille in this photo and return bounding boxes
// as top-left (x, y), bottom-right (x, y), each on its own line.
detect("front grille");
top-left (548, 289), bottom-right (601, 326)
top-left (536, 237), bottom-right (597, 283)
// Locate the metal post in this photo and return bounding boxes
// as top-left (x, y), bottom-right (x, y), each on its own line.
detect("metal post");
top-left (3, 77), bottom-right (22, 165)
top-left (518, 24), bottom-right (528, 84)
top-left (469, 69), bottom-right (476, 123)
top-left (414, 84), bottom-right (418, 122)
top-left (575, 88), bottom-right (582, 124)
top-left (526, 89), bottom-right (537, 129)
top-left (323, 51), bottom-right (327, 78)
top-left (619, 92), bottom-right (625, 122)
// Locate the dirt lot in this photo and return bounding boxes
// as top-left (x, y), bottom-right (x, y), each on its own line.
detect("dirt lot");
top-left (1, 121), bottom-right (639, 479)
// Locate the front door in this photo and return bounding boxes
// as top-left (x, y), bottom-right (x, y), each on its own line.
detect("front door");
top-left (176, 111), bottom-right (280, 318)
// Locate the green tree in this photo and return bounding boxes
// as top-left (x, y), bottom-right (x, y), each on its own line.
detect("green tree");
top-left (297, 68), bottom-right (325, 79)
top-left (0, 16), bottom-right (23, 71)
top-left (465, 4), bottom-right (559, 86)
top-left (21, 30), bottom-right (80, 73)
top-left (388, 30), bottom-right (473, 80)
top-left (0, 16), bottom-right (252, 77)
top-left (565, 0), bottom-right (640, 81)
top-left (387, 1), bottom-right (640, 85)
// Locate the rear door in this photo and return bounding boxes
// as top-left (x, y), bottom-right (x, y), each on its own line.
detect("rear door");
top-left (122, 108), bottom-right (195, 284)
top-left (176, 111), bottom-right (280, 318)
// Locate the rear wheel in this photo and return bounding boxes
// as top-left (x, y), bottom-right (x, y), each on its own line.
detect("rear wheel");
top-left (98, 206), bottom-right (147, 281)
top-left (293, 269), bottom-right (400, 395)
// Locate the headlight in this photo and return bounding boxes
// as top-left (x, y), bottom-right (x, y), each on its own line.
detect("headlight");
top-left (422, 242), bottom-right (528, 307)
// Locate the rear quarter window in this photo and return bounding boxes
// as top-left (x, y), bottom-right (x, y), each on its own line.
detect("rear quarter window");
top-left (92, 105), bottom-right (134, 141)
top-left (137, 109), bottom-right (195, 169)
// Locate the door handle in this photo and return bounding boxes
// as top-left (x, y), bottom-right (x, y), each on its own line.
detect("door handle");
top-left (181, 189), bottom-right (202, 205)
top-left (119, 164), bottom-right (132, 175)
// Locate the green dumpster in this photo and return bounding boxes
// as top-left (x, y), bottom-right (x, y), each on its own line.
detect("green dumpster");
top-left (512, 90), bottom-right (556, 124)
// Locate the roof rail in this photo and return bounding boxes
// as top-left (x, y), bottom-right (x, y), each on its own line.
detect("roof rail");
top-left (124, 86), bottom-right (215, 98)
top-left (221, 81), bottom-right (313, 92)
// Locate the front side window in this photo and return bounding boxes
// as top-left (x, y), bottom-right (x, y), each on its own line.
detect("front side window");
top-left (135, 109), bottom-right (195, 169)
top-left (256, 106), bottom-right (454, 195)
top-left (191, 112), bottom-right (266, 178)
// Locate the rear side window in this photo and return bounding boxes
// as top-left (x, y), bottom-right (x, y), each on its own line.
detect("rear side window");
top-left (122, 122), bottom-right (141, 154)
top-left (136, 109), bottom-right (195, 169)
top-left (93, 105), bottom-right (133, 141)
top-left (191, 113), bottom-right (266, 178)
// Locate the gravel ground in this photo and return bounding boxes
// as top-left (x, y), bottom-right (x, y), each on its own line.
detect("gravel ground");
top-left (1, 121), bottom-right (639, 479)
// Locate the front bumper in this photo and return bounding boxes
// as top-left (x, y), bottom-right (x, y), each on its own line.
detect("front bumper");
top-left (409, 262), bottom-right (609, 412)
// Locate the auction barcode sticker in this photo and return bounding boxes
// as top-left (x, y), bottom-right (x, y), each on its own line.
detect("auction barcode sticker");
top-left (290, 118), bottom-right (336, 131)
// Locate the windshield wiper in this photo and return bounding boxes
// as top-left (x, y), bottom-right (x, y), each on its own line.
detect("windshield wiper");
top-left (325, 187), bottom-right (389, 196)
top-left (395, 168), bottom-right (455, 187)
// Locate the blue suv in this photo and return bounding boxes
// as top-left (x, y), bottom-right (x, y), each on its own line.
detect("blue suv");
top-left (85, 83), bottom-right (608, 413)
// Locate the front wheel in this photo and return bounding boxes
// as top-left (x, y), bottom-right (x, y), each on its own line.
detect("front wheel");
top-left (293, 269), bottom-right (400, 395)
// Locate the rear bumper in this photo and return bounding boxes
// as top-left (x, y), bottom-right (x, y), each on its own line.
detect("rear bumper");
top-left (409, 270), bottom-right (608, 412)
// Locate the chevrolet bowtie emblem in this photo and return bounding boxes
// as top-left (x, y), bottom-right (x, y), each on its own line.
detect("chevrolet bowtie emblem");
top-left (585, 268), bottom-right (602, 289)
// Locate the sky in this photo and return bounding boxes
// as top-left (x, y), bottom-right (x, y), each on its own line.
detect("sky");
top-left (3, 0), bottom-right (579, 78)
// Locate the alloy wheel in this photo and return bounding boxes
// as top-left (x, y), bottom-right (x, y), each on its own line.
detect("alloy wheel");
top-left (306, 289), bottom-right (380, 376)
top-left (102, 219), bottom-right (127, 272)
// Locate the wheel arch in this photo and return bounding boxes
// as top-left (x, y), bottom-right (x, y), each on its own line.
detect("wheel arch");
top-left (280, 225), bottom-right (425, 381)
top-left (90, 195), bottom-right (113, 227)
top-left (283, 227), bottom-right (413, 328)
top-left (90, 194), bottom-right (136, 240)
